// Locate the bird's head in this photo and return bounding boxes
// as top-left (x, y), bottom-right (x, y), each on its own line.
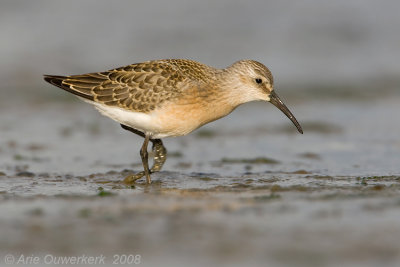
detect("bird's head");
top-left (226, 60), bottom-right (303, 134)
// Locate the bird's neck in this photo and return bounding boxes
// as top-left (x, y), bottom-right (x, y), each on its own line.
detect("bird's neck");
top-left (216, 69), bottom-right (257, 108)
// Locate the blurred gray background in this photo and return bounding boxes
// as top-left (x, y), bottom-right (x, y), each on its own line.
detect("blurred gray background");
top-left (1, 0), bottom-right (399, 101)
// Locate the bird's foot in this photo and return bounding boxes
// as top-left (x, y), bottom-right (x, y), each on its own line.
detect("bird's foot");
top-left (123, 171), bottom-right (146, 184)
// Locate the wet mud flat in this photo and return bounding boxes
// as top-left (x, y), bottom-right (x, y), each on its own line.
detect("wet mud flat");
top-left (1, 97), bottom-right (400, 266)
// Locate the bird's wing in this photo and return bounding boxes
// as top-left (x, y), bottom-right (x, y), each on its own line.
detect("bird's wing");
top-left (44, 60), bottom-right (198, 113)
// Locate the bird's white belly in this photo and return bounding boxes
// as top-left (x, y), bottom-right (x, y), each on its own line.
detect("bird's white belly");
top-left (88, 102), bottom-right (161, 137)
top-left (89, 101), bottom-right (195, 138)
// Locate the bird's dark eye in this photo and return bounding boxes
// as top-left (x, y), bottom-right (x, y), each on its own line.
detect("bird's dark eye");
top-left (255, 78), bottom-right (262, 84)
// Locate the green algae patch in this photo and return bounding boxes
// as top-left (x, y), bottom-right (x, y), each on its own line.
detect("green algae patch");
top-left (14, 154), bottom-right (25, 161)
top-left (97, 187), bottom-right (115, 197)
top-left (254, 194), bottom-right (281, 201)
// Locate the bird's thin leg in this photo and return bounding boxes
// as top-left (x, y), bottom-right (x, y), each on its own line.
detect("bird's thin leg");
top-left (150, 139), bottom-right (167, 173)
top-left (140, 134), bottom-right (151, 184)
top-left (120, 124), bottom-right (166, 184)
top-left (121, 134), bottom-right (152, 184)
top-left (120, 124), bottom-right (146, 183)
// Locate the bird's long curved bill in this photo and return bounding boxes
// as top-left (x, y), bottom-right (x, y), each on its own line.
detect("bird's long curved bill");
top-left (269, 91), bottom-right (303, 134)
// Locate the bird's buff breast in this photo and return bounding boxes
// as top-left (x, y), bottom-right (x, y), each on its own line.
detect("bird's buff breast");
top-left (150, 95), bottom-right (235, 138)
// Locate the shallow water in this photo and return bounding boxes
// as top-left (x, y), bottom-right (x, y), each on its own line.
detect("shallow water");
top-left (1, 96), bottom-right (400, 266)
